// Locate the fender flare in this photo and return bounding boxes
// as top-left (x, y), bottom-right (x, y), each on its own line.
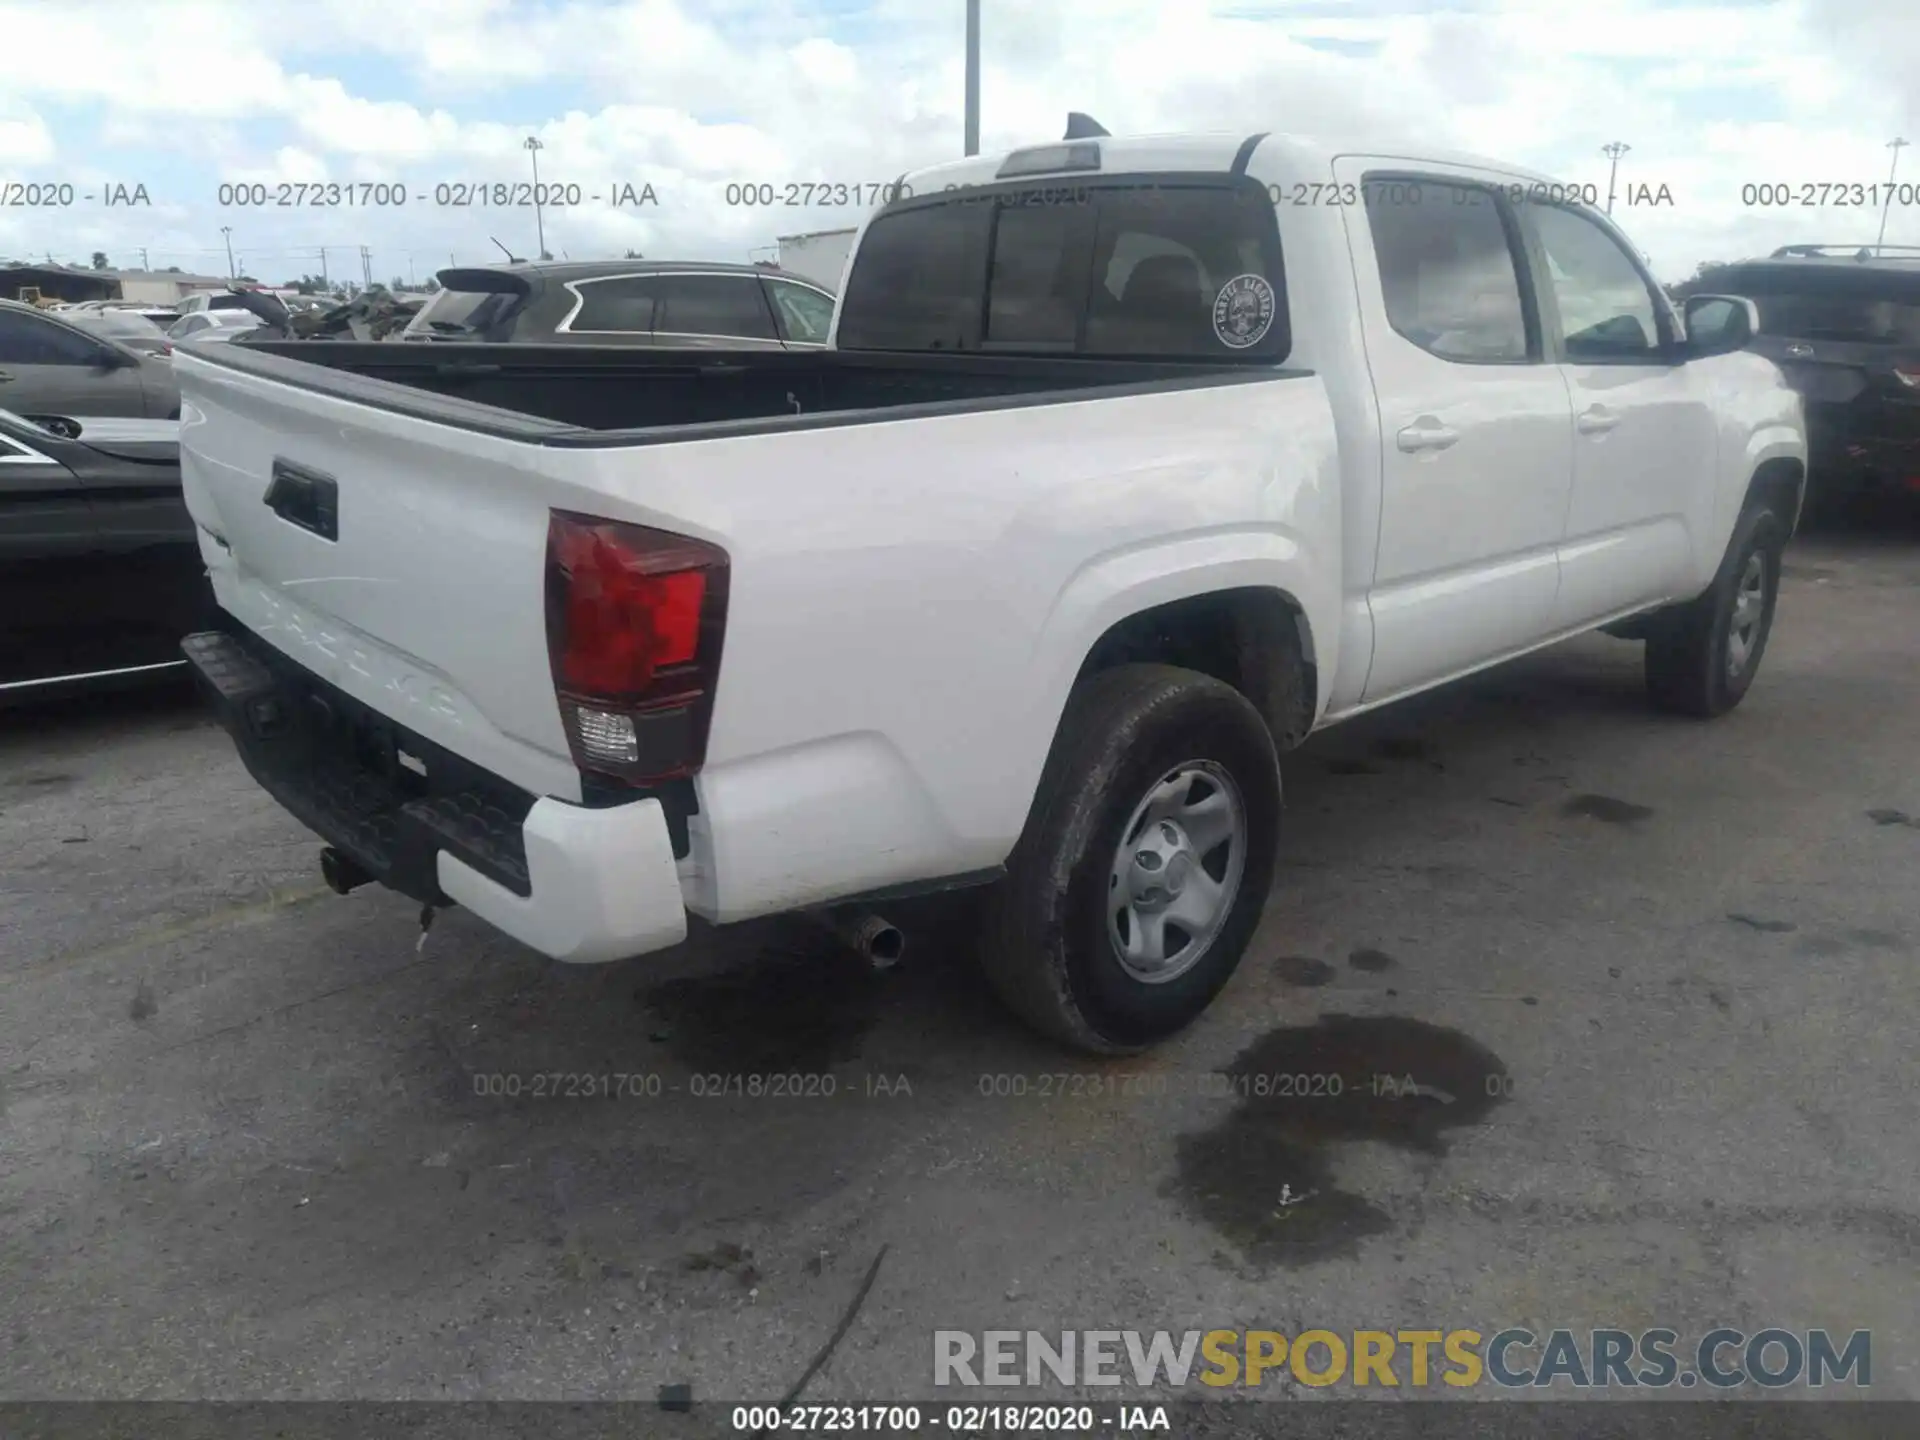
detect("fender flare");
top-left (1736, 425), bottom-right (1809, 530)
top-left (996, 528), bottom-right (1337, 824)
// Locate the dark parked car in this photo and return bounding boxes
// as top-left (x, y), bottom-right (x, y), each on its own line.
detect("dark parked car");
top-left (1676, 245), bottom-right (1920, 512)
top-left (396, 260), bottom-right (837, 349)
top-left (0, 298), bottom-right (180, 421)
top-left (0, 407), bottom-right (209, 700)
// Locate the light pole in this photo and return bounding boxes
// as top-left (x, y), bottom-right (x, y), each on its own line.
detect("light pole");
top-left (964, 0), bottom-right (980, 156)
top-left (524, 136), bottom-right (548, 260)
top-left (1602, 141), bottom-right (1631, 215)
top-left (1876, 137), bottom-right (1909, 252)
top-left (220, 225), bottom-right (235, 278)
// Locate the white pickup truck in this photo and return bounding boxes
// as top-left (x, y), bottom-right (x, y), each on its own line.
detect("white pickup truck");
top-left (174, 128), bottom-right (1805, 1054)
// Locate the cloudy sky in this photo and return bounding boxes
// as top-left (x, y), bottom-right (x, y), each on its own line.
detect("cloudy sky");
top-left (1, 0), bottom-right (1916, 287)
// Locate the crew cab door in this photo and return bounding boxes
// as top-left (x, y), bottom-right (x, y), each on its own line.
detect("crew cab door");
top-left (1516, 199), bottom-right (1716, 625)
top-left (1334, 162), bottom-right (1575, 702)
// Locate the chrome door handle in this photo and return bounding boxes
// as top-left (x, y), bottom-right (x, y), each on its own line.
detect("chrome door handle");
top-left (1576, 407), bottom-right (1619, 435)
top-left (1396, 421), bottom-right (1459, 453)
top-left (1785, 343), bottom-right (1814, 359)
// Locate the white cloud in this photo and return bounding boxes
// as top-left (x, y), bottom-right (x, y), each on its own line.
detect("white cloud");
top-left (0, 108), bottom-right (55, 165)
top-left (3, 0), bottom-right (1919, 280)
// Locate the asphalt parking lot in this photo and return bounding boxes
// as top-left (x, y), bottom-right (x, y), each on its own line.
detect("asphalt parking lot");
top-left (3, 510), bottom-right (1918, 1410)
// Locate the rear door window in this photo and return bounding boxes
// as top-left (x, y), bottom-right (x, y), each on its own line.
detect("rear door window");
top-left (837, 179), bottom-right (1288, 360)
top-left (566, 277), bottom-right (663, 334)
top-left (1365, 181), bottom-right (1531, 363)
top-left (654, 276), bottom-right (778, 340)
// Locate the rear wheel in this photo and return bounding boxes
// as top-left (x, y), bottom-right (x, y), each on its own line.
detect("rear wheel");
top-left (1645, 501), bottom-right (1786, 718)
top-left (978, 664), bottom-right (1282, 1054)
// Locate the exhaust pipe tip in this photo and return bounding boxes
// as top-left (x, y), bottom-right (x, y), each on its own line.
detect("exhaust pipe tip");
top-left (809, 908), bottom-right (906, 970)
top-left (320, 845), bottom-right (373, 895)
top-left (858, 917), bottom-right (906, 971)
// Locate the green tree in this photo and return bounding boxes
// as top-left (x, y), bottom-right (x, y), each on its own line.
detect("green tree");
top-left (90, 251), bottom-right (110, 270)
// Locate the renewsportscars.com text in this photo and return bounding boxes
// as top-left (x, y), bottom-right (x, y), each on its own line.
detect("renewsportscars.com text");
top-left (933, 1328), bottom-right (1871, 1390)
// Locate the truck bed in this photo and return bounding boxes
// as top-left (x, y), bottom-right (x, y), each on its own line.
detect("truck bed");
top-left (172, 337), bottom-right (1340, 921)
top-left (199, 340), bottom-right (1299, 444)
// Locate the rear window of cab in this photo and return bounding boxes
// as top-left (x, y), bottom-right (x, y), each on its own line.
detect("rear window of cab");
top-left (836, 177), bottom-right (1289, 361)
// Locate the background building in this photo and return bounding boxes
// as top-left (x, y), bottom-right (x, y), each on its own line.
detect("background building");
top-left (0, 262), bottom-right (231, 306)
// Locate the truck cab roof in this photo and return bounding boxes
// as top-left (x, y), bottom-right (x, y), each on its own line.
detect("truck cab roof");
top-left (897, 129), bottom-right (1565, 194)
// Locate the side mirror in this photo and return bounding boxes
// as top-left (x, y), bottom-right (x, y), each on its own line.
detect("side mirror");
top-left (1682, 294), bottom-right (1759, 357)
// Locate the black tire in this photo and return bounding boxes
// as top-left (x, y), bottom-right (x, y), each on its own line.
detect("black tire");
top-left (977, 663), bottom-right (1282, 1054)
top-left (1645, 500), bottom-right (1787, 718)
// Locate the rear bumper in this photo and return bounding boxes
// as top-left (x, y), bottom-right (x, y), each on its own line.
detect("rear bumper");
top-left (183, 629), bottom-right (687, 963)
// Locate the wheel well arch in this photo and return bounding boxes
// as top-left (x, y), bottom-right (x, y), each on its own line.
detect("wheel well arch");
top-left (1747, 455), bottom-right (1807, 531)
top-left (1073, 587), bottom-right (1318, 752)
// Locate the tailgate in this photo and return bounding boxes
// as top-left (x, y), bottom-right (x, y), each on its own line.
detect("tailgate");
top-left (175, 351), bottom-right (596, 800)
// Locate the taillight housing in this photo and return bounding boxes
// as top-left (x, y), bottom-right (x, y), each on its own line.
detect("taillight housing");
top-left (1894, 366), bottom-right (1920, 390)
top-left (544, 510), bottom-right (729, 786)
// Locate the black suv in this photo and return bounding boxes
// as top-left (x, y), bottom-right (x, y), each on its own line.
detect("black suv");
top-left (396, 259), bottom-right (838, 350)
top-left (1676, 245), bottom-right (1920, 511)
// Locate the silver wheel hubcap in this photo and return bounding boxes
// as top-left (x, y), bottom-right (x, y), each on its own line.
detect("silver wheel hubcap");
top-left (1107, 761), bottom-right (1247, 984)
top-left (1726, 552), bottom-right (1767, 678)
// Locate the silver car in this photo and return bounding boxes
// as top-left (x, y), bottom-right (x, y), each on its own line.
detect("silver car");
top-left (63, 308), bottom-right (177, 359)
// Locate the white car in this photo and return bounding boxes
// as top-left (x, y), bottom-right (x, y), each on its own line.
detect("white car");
top-left (171, 127), bottom-right (1804, 1053)
top-left (174, 290), bottom-right (262, 317)
top-left (167, 310), bottom-right (263, 345)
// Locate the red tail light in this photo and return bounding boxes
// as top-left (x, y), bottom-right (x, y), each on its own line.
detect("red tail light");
top-left (545, 510), bottom-right (729, 785)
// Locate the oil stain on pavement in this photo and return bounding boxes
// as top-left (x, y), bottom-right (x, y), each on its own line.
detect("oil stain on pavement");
top-left (1274, 955), bottom-right (1336, 987)
top-left (1, 771), bottom-right (76, 795)
top-left (1562, 794), bottom-right (1654, 825)
top-left (1169, 1015), bottom-right (1509, 1270)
